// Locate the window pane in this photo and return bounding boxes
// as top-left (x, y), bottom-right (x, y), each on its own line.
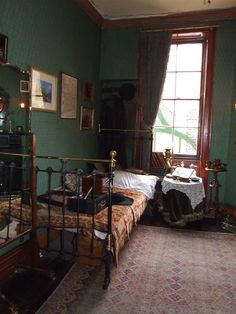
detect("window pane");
top-left (175, 100), bottom-right (199, 127)
top-left (176, 72), bottom-right (201, 99)
top-left (167, 45), bottom-right (177, 72)
top-left (153, 32), bottom-right (206, 157)
top-left (153, 127), bottom-right (173, 152)
top-left (173, 127), bottom-right (198, 155)
top-left (154, 100), bottom-right (174, 127)
top-left (177, 44), bottom-right (202, 71)
top-left (161, 73), bottom-right (176, 99)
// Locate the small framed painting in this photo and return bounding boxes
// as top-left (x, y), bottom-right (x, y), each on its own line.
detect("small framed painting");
top-left (0, 34), bottom-right (8, 63)
top-left (80, 106), bottom-right (94, 130)
top-left (82, 81), bottom-right (94, 102)
top-left (31, 68), bottom-right (57, 112)
top-left (20, 80), bottom-right (30, 93)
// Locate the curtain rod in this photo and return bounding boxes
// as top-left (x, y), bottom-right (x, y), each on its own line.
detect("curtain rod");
top-left (141, 24), bottom-right (219, 33)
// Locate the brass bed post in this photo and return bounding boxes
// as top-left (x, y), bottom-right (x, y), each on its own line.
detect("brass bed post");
top-left (98, 124), bottom-right (152, 169)
top-left (30, 133), bottom-right (37, 239)
top-left (103, 150), bottom-right (116, 289)
top-left (30, 133), bottom-right (40, 267)
top-left (27, 134), bottom-right (53, 277)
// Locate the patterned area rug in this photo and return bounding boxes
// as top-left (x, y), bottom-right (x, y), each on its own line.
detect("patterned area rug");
top-left (37, 225), bottom-right (236, 314)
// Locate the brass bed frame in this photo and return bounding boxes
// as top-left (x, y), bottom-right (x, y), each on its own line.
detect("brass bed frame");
top-left (0, 133), bottom-right (116, 289)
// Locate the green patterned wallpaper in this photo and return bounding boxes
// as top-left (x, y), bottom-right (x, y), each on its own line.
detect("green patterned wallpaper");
top-left (100, 27), bottom-right (138, 80)
top-left (0, 0), bottom-right (101, 161)
top-left (210, 21), bottom-right (236, 205)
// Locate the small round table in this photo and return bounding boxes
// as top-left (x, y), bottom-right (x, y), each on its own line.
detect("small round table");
top-left (161, 176), bottom-right (205, 226)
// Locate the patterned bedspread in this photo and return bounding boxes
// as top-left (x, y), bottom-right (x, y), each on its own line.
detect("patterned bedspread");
top-left (0, 188), bottom-right (147, 264)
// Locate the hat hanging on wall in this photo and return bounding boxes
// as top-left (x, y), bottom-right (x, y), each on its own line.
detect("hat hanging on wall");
top-left (119, 83), bottom-right (136, 101)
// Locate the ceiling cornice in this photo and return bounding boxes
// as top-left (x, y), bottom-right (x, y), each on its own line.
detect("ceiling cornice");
top-left (75, 0), bottom-right (104, 27)
top-left (102, 7), bottom-right (236, 29)
top-left (75, 1), bottom-right (236, 29)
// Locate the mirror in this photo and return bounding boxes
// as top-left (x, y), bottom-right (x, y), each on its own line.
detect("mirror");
top-left (0, 63), bottom-right (31, 247)
top-left (0, 62), bottom-right (30, 134)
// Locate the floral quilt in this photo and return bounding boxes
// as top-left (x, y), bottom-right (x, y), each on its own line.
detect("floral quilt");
top-left (0, 188), bottom-right (147, 264)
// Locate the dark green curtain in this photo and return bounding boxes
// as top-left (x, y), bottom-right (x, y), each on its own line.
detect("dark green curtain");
top-left (138, 30), bottom-right (172, 171)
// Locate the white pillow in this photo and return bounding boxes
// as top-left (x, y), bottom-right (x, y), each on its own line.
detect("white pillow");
top-left (113, 170), bottom-right (159, 200)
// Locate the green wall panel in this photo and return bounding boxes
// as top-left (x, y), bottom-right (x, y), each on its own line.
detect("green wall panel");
top-left (210, 21), bottom-right (236, 204)
top-left (100, 27), bottom-right (138, 80)
top-left (224, 22), bottom-right (236, 206)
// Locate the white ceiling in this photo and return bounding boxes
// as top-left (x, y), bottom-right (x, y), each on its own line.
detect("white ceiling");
top-left (88, 0), bottom-right (236, 20)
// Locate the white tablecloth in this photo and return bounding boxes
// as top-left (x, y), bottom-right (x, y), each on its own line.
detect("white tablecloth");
top-left (162, 177), bottom-right (205, 209)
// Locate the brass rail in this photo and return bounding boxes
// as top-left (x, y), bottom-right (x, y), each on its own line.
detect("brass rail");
top-left (0, 152), bottom-right (30, 158)
top-left (0, 151), bottom-right (117, 166)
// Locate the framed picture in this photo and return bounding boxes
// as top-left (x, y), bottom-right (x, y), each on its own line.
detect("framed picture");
top-left (20, 80), bottom-right (30, 93)
top-left (82, 81), bottom-right (94, 102)
top-left (80, 106), bottom-right (94, 130)
top-left (0, 34), bottom-right (8, 63)
top-left (31, 68), bottom-right (57, 112)
top-left (60, 72), bottom-right (78, 119)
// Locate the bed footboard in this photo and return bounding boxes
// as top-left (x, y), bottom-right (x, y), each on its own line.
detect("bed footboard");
top-left (35, 150), bottom-right (116, 288)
